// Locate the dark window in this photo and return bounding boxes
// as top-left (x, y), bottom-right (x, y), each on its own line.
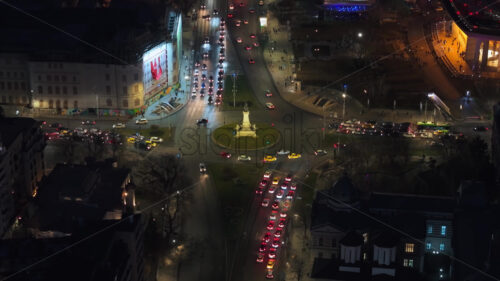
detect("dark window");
top-left (21, 82), bottom-right (26, 90)
top-left (63, 100), bottom-right (68, 109)
top-left (55, 86), bottom-right (60, 95)
top-left (0, 71), bottom-right (3, 77)
top-left (122, 87), bottom-right (127, 95)
top-left (38, 75), bottom-right (42, 81)
top-left (122, 75), bottom-right (127, 82)
top-left (7, 82), bottom-right (11, 90)
top-left (72, 87), bottom-right (78, 95)
top-left (54, 75), bottom-right (59, 82)
top-left (105, 74), bottom-right (110, 81)
top-left (38, 86), bottom-right (43, 94)
top-left (73, 100), bottom-right (78, 108)
top-left (332, 239), bottom-right (336, 247)
top-left (62, 86), bottom-right (67, 95)
top-left (6, 72), bottom-right (10, 78)
top-left (13, 82), bottom-right (18, 90)
top-left (59, 63), bottom-right (63, 69)
top-left (48, 86), bottom-right (52, 94)
top-left (49, 100), bottom-right (53, 108)
top-left (73, 76), bottom-right (76, 82)
top-left (123, 99), bottom-right (128, 107)
top-left (106, 99), bottom-right (112, 106)
top-left (20, 72), bottom-right (24, 78)
top-left (55, 99), bottom-right (61, 108)
top-left (0, 82), bottom-right (4, 90)
top-left (134, 73), bottom-right (139, 81)
top-left (1, 96), bottom-right (5, 103)
top-left (13, 72), bottom-right (17, 78)
top-left (47, 75), bottom-right (52, 81)
top-left (106, 86), bottom-right (111, 94)
top-left (319, 237), bottom-right (323, 246)
top-left (8, 96), bottom-right (13, 103)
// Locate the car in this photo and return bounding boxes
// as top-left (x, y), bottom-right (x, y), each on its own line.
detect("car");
top-left (263, 170), bottom-right (272, 178)
top-left (112, 123), bottom-right (126, 129)
top-left (256, 252), bottom-right (264, 263)
top-left (200, 3), bottom-right (206, 9)
top-left (218, 63), bottom-right (224, 69)
top-left (136, 118), bottom-right (148, 125)
top-left (204, 37), bottom-right (209, 44)
top-left (213, 9), bottom-right (219, 15)
top-left (264, 155), bottom-right (277, 162)
top-left (260, 180), bottom-right (268, 187)
top-left (271, 201), bottom-right (279, 209)
top-left (256, 186), bottom-right (265, 194)
top-left (262, 198), bottom-right (270, 207)
top-left (268, 248), bottom-right (276, 259)
top-left (249, 33), bottom-right (256, 38)
top-left (218, 59), bottom-right (224, 64)
top-left (150, 136), bottom-right (163, 143)
top-left (191, 91), bottom-right (197, 98)
top-left (227, 13), bottom-right (234, 18)
top-left (259, 0), bottom-right (264, 5)
top-left (239, 1), bottom-right (244, 6)
top-left (249, 8), bottom-right (255, 13)
top-left (314, 149), bottom-right (327, 156)
top-left (278, 218), bottom-right (286, 228)
top-left (268, 185), bottom-right (277, 194)
top-left (267, 221), bottom-right (275, 230)
top-left (284, 175), bottom-right (292, 182)
top-left (200, 89), bottom-right (205, 96)
top-left (280, 183), bottom-right (288, 190)
top-left (245, 45), bottom-right (252, 51)
top-left (201, 82), bottom-right (206, 89)
top-left (235, 19), bottom-right (241, 26)
top-left (248, 58), bottom-right (255, 64)
top-left (259, 243), bottom-right (267, 252)
top-left (208, 96), bottom-right (214, 104)
top-left (282, 200), bottom-right (291, 212)
top-left (267, 259), bottom-right (275, 270)
top-left (265, 90), bottom-right (272, 97)
top-left (199, 163), bottom-right (207, 173)
top-left (266, 270), bottom-right (274, 279)
top-left (272, 177), bottom-right (279, 185)
top-left (473, 126), bottom-right (488, 132)
top-left (221, 152), bottom-right (232, 159)
top-left (82, 120), bottom-right (96, 126)
top-left (215, 98), bottom-right (222, 105)
top-left (272, 238), bottom-right (280, 248)
top-left (202, 74), bottom-right (207, 80)
top-left (290, 182), bottom-right (297, 190)
top-left (135, 140), bottom-right (152, 151)
top-left (274, 229), bottom-right (282, 238)
top-left (236, 37), bottom-right (242, 43)
top-left (238, 154), bottom-right (252, 161)
top-left (195, 61), bottom-right (201, 67)
top-left (286, 191), bottom-right (295, 200)
top-left (209, 82), bottom-right (214, 89)
top-left (269, 210), bottom-right (278, 220)
top-left (144, 140), bottom-right (158, 148)
top-left (244, 19), bottom-right (249, 24)
top-left (197, 118), bottom-right (208, 126)
top-left (218, 76), bottom-right (224, 82)
top-left (202, 64), bottom-right (208, 70)
top-left (218, 69), bottom-right (224, 75)
top-left (203, 52), bottom-right (209, 59)
top-left (288, 153), bottom-right (301, 159)
top-left (265, 103), bottom-right (275, 109)
top-left (276, 189), bottom-right (284, 199)
top-left (263, 232), bottom-right (271, 243)
top-left (209, 75), bottom-right (214, 82)
top-left (229, 3), bottom-right (234, 9)
top-left (219, 54), bottom-right (225, 60)
top-left (253, 42), bottom-right (260, 47)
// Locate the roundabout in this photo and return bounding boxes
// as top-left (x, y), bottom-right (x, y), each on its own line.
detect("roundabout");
top-left (211, 123), bottom-right (280, 150)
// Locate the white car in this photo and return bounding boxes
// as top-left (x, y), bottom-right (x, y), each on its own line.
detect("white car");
top-left (150, 136), bottom-right (163, 143)
top-left (261, 198), bottom-right (270, 207)
top-left (276, 189), bottom-right (284, 199)
top-left (136, 118), bottom-right (148, 125)
top-left (112, 123), bottom-right (126, 129)
top-left (290, 182), bottom-right (297, 190)
top-left (263, 170), bottom-right (272, 179)
top-left (277, 149), bottom-right (290, 155)
top-left (238, 155), bottom-right (252, 161)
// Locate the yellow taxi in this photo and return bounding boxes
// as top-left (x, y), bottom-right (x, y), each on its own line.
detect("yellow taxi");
top-left (288, 153), bottom-right (301, 159)
top-left (272, 177), bottom-right (280, 185)
top-left (263, 155), bottom-right (277, 162)
top-left (267, 259), bottom-right (275, 269)
top-left (145, 140), bottom-right (157, 147)
top-left (127, 136), bottom-right (137, 143)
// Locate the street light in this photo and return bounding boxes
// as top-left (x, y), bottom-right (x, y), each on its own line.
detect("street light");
top-left (357, 32), bottom-right (363, 38)
top-left (342, 93), bottom-right (346, 120)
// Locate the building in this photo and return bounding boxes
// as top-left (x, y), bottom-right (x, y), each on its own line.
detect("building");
top-left (0, 3), bottom-right (182, 117)
top-left (0, 214), bottom-right (145, 281)
top-left (442, 0), bottom-right (500, 73)
top-left (309, 175), bottom-right (455, 280)
top-left (0, 117), bottom-right (45, 237)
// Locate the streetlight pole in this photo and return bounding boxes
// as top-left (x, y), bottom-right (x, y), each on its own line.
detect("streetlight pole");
top-left (342, 93), bottom-right (346, 121)
top-left (232, 72), bottom-right (237, 108)
top-left (96, 94), bottom-right (99, 118)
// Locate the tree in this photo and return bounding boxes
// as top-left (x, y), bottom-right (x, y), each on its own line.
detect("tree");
top-left (132, 153), bottom-right (192, 242)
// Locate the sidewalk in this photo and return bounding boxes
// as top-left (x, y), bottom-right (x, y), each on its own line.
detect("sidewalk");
top-left (262, 11), bottom-right (448, 124)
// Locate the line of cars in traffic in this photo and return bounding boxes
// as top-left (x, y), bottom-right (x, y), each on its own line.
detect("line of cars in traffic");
top-left (256, 170), bottom-right (296, 279)
top-left (191, 16), bottom-right (227, 106)
top-left (229, 0), bottom-right (261, 64)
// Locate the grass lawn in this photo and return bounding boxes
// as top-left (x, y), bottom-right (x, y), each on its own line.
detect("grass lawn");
top-left (222, 75), bottom-right (260, 111)
top-left (115, 126), bottom-right (175, 143)
top-left (212, 123), bottom-right (280, 150)
top-left (208, 163), bottom-right (263, 239)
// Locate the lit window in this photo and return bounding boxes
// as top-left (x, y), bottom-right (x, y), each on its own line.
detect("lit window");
top-left (405, 243), bottom-right (414, 253)
top-left (403, 259), bottom-right (409, 267)
top-left (427, 225), bottom-right (432, 234)
top-left (439, 243), bottom-right (445, 251)
top-left (426, 243), bottom-right (431, 250)
top-left (441, 226), bottom-right (446, 236)
top-left (409, 259), bottom-right (414, 267)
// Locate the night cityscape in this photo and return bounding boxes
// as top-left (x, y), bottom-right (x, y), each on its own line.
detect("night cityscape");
top-left (0, 0), bottom-right (499, 280)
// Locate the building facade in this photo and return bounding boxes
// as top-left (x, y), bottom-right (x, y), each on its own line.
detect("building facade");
top-left (0, 6), bottom-right (182, 117)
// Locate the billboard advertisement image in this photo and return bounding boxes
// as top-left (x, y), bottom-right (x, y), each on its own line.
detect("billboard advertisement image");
top-left (142, 43), bottom-right (168, 101)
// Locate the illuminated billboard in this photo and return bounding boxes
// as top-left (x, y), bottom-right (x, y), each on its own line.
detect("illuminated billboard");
top-left (142, 43), bottom-right (168, 100)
